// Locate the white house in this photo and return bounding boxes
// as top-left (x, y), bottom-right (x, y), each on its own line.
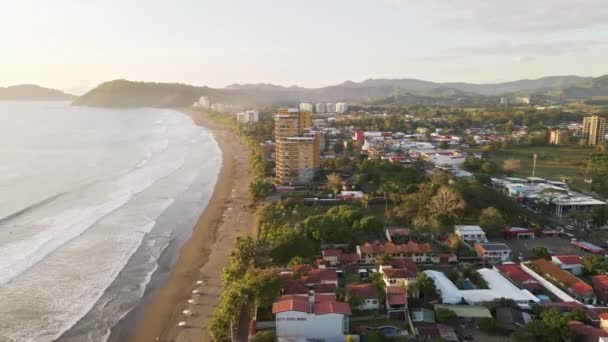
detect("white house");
top-left (273, 294), bottom-right (351, 342)
top-left (552, 255), bottom-right (584, 276)
top-left (424, 269), bottom-right (539, 305)
top-left (454, 225), bottom-right (488, 243)
top-left (474, 242), bottom-right (512, 264)
top-left (345, 284), bottom-right (379, 311)
top-left (379, 264), bottom-right (418, 287)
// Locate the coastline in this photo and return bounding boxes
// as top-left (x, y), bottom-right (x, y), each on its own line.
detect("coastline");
top-left (129, 108), bottom-right (254, 342)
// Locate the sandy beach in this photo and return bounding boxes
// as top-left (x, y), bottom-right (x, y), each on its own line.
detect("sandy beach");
top-left (129, 109), bottom-right (254, 342)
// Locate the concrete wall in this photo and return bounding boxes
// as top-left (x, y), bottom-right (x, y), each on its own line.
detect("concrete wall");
top-left (276, 311), bottom-right (345, 342)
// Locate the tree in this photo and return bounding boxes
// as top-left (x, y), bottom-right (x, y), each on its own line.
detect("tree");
top-left (427, 186), bottom-right (466, 219)
top-left (333, 142), bottom-right (344, 154)
top-left (478, 207), bottom-right (506, 236)
top-left (478, 317), bottom-right (498, 333)
top-left (531, 246), bottom-right (551, 260)
top-left (503, 158), bottom-right (521, 176)
top-left (358, 216), bottom-right (384, 237)
top-left (416, 272), bottom-right (437, 299)
top-left (591, 207), bottom-right (608, 229)
top-left (481, 161), bottom-right (496, 174)
top-left (250, 331), bottom-right (276, 342)
top-left (347, 294), bottom-right (365, 311)
top-left (287, 256), bottom-right (306, 267)
top-left (326, 172), bottom-right (342, 198)
top-left (438, 141), bottom-right (449, 149)
top-left (435, 308), bottom-right (458, 325)
top-left (583, 254), bottom-right (604, 275)
top-left (249, 178), bottom-right (274, 201)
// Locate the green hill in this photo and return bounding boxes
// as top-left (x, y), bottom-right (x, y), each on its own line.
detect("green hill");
top-left (73, 75), bottom-right (608, 108)
top-left (0, 84), bottom-right (75, 101)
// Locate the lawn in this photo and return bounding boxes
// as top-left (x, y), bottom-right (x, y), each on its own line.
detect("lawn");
top-left (480, 145), bottom-right (593, 191)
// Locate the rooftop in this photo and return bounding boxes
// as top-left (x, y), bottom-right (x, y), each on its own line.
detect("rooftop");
top-left (424, 269), bottom-right (539, 305)
top-left (532, 259), bottom-right (594, 297)
top-left (476, 242), bottom-right (511, 251)
top-left (455, 225), bottom-right (485, 234)
top-left (358, 241), bottom-right (432, 254)
top-left (553, 255), bottom-right (583, 265)
top-left (345, 284), bottom-right (378, 300)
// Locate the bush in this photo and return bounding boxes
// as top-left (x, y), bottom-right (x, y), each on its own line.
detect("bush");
top-left (478, 317), bottom-right (498, 332)
top-left (250, 331), bottom-right (276, 342)
top-left (435, 308), bottom-right (458, 325)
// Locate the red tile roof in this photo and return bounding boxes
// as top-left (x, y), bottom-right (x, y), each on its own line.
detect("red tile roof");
top-left (383, 268), bottom-right (417, 279)
top-left (302, 268), bottom-right (338, 284)
top-left (567, 320), bottom-right (608, 341)
top-left (387, 227), bottom-right (411, 237)
top-left (359, 241), bottom-right (432, 254)
top-left (313, 283), bottom-right (337, 294)
top-left (495, 263), bottom-right (541, 291)
top-left (322, 249), bottom-right (343, 257)
top-left (291, 264), bottom-right (312, 274)
top-left (339, 253), bottom-right (361, 263)
top-left (554, 255), bottom-right (583, 265)
top-left (533, 259), bottom-right (594, 297)
top-left (346, 284), bottom-right (379, 300)
top-left (282, 280), bottom-right (308, 295)
top-left (272, 299), bottom-right (310, 314)
top-left (592, 275), bottom-right (608, 294)
top-left (387, 286), bottom-right (407, 306)
top-left (314, 301), bottom-right (352, 315)
top-left (391, 258), bottom-right (420, 271)
top-left (272, 296), bottom-right (351, 316)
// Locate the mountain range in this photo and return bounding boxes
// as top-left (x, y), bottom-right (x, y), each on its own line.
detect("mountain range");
top-left (0, 85), bottom-right (75, 101)
top-left (7, 75), bottom-right (608, 108)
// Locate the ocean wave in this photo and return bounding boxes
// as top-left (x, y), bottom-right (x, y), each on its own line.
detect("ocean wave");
top-left (0, 155), bottom-right (185, 286)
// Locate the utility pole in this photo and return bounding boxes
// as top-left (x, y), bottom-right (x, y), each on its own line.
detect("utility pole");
top-left (532, 153), bottom-right (538, 177)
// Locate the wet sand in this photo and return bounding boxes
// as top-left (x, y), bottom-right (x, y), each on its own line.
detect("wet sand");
top-left (129, 109), bottom-right (254, 342)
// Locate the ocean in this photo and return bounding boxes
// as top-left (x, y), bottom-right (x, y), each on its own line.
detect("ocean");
top-left (0, 101), bottom-right (222, 342)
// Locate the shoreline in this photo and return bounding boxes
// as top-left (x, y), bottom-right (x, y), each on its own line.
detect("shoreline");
top-left (128, 109), bottom-right (254, 342)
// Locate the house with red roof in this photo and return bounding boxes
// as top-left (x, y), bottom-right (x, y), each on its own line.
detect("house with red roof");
top-left (356, 241), bottom-right (434, 264)
top-left (345, 284), bottom-right (379, 311)
top-left (568, 320), bottom-right (608, 342)
top-left (473, 242), bottom-right (512, 264)
top-left (552, 255), bottom-right (584, 276)
top-left (532, 259), bottom-right (597, 304)
top-left (385, 227), bottom-right (411, 242)
top-left (272, 293), bottom-right (351, 342)
top-left (301, 268), bottom-right (339, 287)
top-left (593, 275), bottom-right (608, 304)
top-left (494, 263), bottom-right (542, 293)
top-left (379, 262), bottom-right (419, 287)
top-left (386, 286), bottom-right (408, 320)
top-left (321, 249), bottom-right (343, 266)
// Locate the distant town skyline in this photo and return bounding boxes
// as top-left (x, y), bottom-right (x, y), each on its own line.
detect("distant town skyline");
top-left (2, 0), bottom-right (608, 94)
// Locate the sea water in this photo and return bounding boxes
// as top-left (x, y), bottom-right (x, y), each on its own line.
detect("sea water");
top-left (0, 101), bottom-right (221, 341)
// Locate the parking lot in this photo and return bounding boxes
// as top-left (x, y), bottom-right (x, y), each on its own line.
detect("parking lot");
top-left (492, 235), bottom-right (592, 261)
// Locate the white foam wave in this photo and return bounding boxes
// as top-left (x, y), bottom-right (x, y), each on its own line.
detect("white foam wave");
top-left (0, 155), bottom-right (185, 286)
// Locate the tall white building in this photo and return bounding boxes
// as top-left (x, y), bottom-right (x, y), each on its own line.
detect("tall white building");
top-left (300, 103), bottom-right (314, 113)
top-left (326, 103), bottom-right (336, 113)
top-left (199, 96), bottom-right (210, 109)
top-left (335, 102), bottom-right (348, 114)
top-left (315, 103), bottom-right (326, 114)
top-left (236, 110), bottom-right (260, 124)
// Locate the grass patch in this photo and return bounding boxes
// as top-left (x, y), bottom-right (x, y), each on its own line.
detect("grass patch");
top-left (479, 145), bottom-right (593, 190)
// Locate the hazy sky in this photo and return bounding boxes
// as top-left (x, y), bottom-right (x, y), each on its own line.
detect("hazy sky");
top-left (2, 0), bottom-right (607, 93)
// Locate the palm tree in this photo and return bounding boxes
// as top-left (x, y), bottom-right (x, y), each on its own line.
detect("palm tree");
top-left (326, 173), bottom-right (342, 198)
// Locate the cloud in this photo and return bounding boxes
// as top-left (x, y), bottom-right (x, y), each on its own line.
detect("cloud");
top-left (417, 55), bottom-right (465, 62)
top-left (389, 0), bottom-right (608, 34)
top-left (447, 40), bottom-right (607, 56)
